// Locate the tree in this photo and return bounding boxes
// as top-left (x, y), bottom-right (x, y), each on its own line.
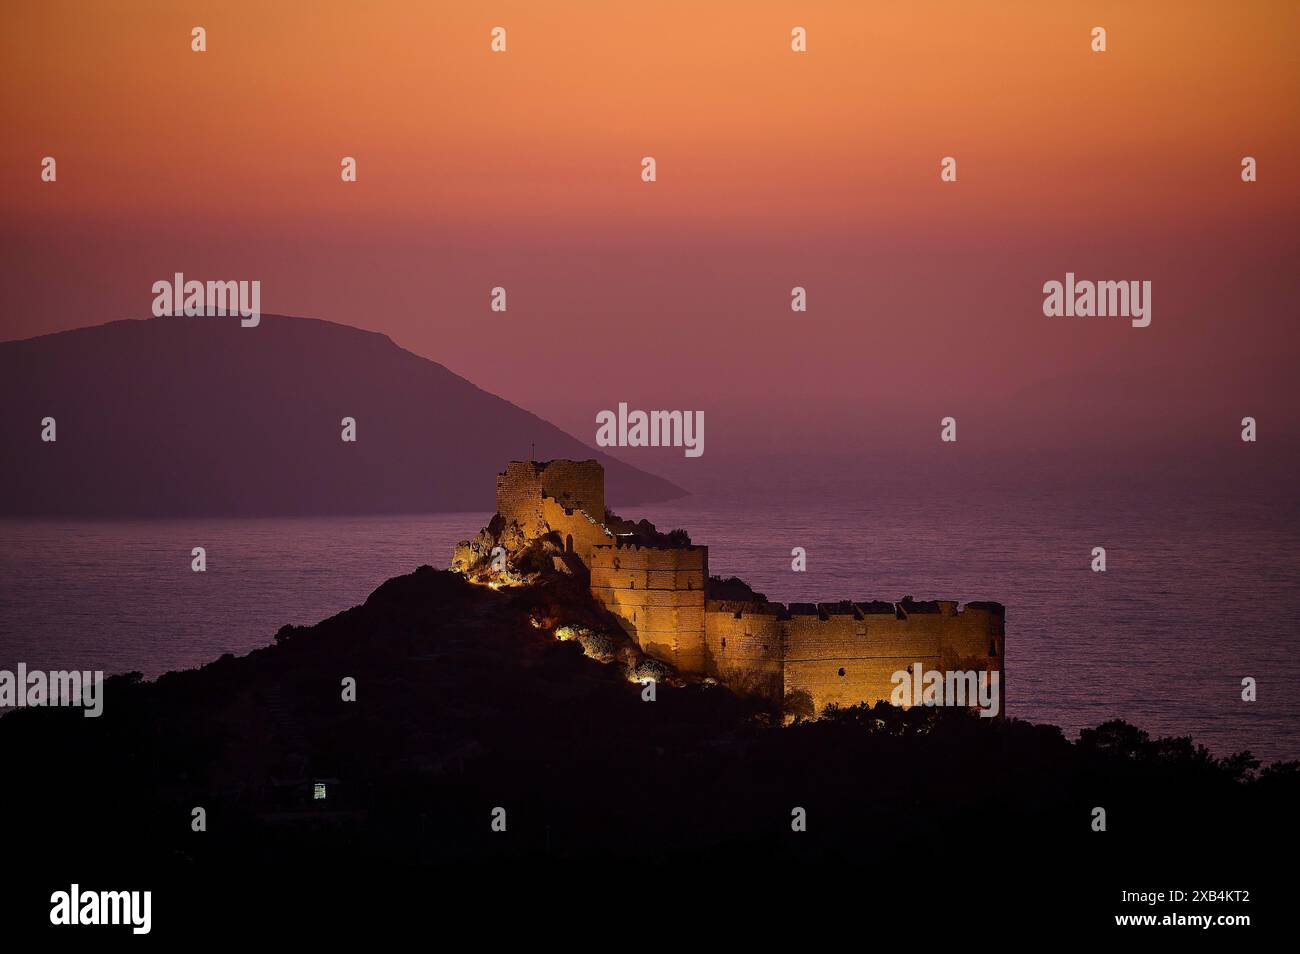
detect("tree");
top-left (782, 689), bottom-right (815, 723)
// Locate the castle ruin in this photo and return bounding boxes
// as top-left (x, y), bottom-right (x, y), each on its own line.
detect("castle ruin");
top-left (453, 460), bottom-right (1005, 716)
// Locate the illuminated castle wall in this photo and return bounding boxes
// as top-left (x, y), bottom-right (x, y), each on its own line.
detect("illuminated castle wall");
top-left (479, 460), bottom-right (1005, 714)
top-left (589, 543), bottom-right (709, 674)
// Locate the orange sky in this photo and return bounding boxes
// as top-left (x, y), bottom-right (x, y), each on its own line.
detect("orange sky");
top-left (2, 1), bottom-right (1298, 483)
top-left (5, 0), bottom-right (1297, 232)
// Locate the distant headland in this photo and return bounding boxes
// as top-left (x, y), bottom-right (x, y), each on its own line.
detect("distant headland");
top-left (0, 315), bottom-right (684, 516)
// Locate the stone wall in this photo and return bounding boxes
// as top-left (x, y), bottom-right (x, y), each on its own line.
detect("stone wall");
top-left (589, 543), bottom-right (708, 672)
top-left (541, 497), bottom-right (612, 564)
top-left (703, 600), bottom-right (784, 699)
top-left (539, 460), bottom-right (605, 523)
top-left (496, 461), bottom-right (547, 537)
top-left (496, 459), bottom-right (606, 537)
top-left (780, 600), bottom-right (1004, 715)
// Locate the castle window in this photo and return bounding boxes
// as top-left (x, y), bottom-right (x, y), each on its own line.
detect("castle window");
top-left (838, 667), bottom-right (846, 678)
top-left (566, 534), bottom-right (573, 553)
top-left (313, 782), bottom-right (327, 800)
top-left (990, 641), bottom-right (998, 657)
top-left (721, 638), bottom-right (727, 649)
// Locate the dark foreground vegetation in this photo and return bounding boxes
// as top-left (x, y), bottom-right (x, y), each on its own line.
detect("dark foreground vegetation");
top-left (3, 567), bottom-right (1294, 932)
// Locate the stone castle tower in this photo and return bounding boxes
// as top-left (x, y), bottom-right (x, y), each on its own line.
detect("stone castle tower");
top-left (469, 459), bottom-right (1005, 715)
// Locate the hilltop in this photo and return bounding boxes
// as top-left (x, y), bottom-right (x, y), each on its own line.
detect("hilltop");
top-left (1, 564), bottom-right (1294, 879)
top-left (0, 315), bottom-right (684, 516)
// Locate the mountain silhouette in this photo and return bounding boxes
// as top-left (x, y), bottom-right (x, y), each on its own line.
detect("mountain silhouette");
top-left (0, 315), bottom-right (684, 516)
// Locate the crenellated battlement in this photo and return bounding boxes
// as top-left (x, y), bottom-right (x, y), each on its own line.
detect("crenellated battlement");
top-left (705, 597), bottom-right (1005, 623)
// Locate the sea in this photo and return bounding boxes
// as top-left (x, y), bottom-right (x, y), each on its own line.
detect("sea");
top-left (2, 484), bottom-right (1297, 761)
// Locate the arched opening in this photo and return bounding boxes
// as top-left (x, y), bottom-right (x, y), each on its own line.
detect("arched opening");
top-left (565, 534), bottom-right (573, 553)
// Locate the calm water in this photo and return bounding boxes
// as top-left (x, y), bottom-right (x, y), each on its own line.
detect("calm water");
top-left (2, 487), bottom-right (1297, 761)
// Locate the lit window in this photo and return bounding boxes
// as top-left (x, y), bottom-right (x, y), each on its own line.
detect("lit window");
top-left (313, 783), bottom-right (327, 800)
